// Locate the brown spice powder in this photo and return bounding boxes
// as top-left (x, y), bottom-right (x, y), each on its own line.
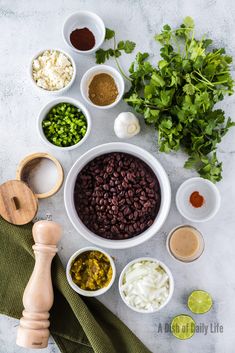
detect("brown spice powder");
top-left (88, 73), bottom-right (118, 106)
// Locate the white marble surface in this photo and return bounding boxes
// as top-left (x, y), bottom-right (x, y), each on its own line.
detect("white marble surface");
top-left (0, 0), bottom-right (235, 352)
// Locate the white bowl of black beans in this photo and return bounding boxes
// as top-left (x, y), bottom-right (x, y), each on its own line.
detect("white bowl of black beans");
top-left (37, 97), bottom-right (91, 151)
top-left (64, 142), bottom-right (171, 249)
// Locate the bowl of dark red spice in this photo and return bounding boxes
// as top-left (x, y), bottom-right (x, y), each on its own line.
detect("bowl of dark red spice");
top-left (64, 142), bottom-right (171, 249)
top-left (80, 65), bottom-right (125, 109)
top-left (176, 177), bottom-right (221, 222)
top-left (63, 11), bottom-right (105, 54)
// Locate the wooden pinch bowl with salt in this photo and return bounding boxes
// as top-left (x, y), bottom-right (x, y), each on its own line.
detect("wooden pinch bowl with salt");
top-left (16, 153), bottom-right (64, 199)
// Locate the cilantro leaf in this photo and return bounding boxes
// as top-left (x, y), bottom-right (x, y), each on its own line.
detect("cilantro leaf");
top-left (123, 40), bottom-right (136, 54)
top-left (185, 153), bottom-right (222, 182)
top-left (117, 40), bottom-right (136, 53)
top-left (105, 28), bottom-right (115, 40)
top-left (95, 49), bottom-right (109, 64)
top-left (183, 16), bottom-right (194, 29)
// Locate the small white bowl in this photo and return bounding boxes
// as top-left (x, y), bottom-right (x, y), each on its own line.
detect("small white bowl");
top-left (64, 142), bottom-right (171, 249)
top-left (37, 97), bottom-right (91, 151)
top-left (66, 247), bottom-right (116, 297)
top-left (119, 257), bottom-right (174, 313)
top-left (63, 11), bottom-right (105, 54)
top-left (80, 65), bottom-right (125, 109)
top-left (30, 48), bottom-right (76, 94)
top-left (176, 177), bottom-right (221, 222)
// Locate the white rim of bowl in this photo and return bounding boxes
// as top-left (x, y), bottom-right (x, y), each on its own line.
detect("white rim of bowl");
top-left (29, 48), bottom-right (76, 93)
top-left (62, 11), bottom-right (105, 54)
top-left (80, 65), bottom-right (125, 109)
top-left (166, 224), bottom-right (205, 263)
top-left (119, 257), bottom-right (174, 313)
top-left (64, 142), bottom-right (171, 249)
top-left (175, 177), bottom-right (221, 222)
top-left (66, 246), bottom-right (116, 297)
top-left (37, 96), bottom-right (91, 151)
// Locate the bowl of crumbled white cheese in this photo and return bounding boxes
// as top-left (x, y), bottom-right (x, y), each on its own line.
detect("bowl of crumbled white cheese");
top-left (30, 49), bottom-right (76, 93)
top-left (119, 258), bottom-right (174, 313)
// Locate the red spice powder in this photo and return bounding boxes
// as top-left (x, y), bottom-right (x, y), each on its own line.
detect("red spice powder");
top-left (70, 27), bottom-right (95, 51)
top-left (189, 191), bottom-right (204, 208)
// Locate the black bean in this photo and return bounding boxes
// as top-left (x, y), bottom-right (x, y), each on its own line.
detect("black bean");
top-left (147, 219), bottom-right (154, 227)
top-left (128, 190), bottom-right (134, 197)
top-left (112, 206), bottom-right (118, 214)
top-left (144, 201), bottom-right (151, 208)
top-left (122, 182), bottom-right (128, 189)
top-left (123, 207), bottom-right (130, 216)
top-left (96, 176), bottom-right (103, 183)
top-left (107, 166), bottom-right (113, 174)
top-left (110, 180), bottom-right (115, 187)
top-left (119, 199), bottom-right (125, 206)
top-left (112, 198), bottom-right (118, 205)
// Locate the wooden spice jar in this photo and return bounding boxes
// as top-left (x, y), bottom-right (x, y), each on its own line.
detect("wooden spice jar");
top-left (0, 153), bottom-right (64, 225)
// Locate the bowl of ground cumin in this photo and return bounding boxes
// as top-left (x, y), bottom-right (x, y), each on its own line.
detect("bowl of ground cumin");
top-left (80, 65), bottom-right (125, 109)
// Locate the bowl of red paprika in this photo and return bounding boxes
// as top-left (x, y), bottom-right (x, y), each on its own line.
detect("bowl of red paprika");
top-left (62, 11), bottom-right (105, 54)
top-left (176, 177), bottom-right (221, 222)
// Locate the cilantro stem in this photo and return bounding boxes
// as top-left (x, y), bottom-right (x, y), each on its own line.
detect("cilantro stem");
top-left (114, 56), bottom-right (132, 82)
top-left (212, 80), bottom-right (230, 85)
top-left (194, 71), bottom-right (214, 86)
top-left (172, 34), bottom-right (181, 54)
top-left (113, 36), bottom-right (132, 82)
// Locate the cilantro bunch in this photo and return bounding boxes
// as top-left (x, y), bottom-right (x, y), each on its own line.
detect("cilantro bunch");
top-left (96, 18), bottom-right (235, 182)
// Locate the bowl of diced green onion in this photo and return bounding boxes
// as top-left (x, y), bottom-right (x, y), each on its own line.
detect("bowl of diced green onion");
top-left (37, 97), bottom-right (91, 150)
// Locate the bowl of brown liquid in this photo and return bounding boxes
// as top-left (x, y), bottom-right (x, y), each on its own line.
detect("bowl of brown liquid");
top-left (166, 225), bottom-right (204, 263)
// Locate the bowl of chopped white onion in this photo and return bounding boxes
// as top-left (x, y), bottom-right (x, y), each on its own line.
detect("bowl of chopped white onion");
top-left (119, 257), bottom-right (174, 313)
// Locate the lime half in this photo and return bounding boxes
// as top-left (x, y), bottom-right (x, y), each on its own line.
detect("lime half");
top-left (171, 315), bottom-right (195, 340)
top-left (188, 290), bottom-right (213, 314)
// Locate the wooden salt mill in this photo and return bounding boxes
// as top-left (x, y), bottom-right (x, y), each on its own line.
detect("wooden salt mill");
top-left (16, 220), bottom-right (62, 349)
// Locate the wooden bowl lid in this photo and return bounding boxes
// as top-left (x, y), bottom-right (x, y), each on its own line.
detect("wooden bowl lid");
top-left (0, 180), bottom-right (38, 225)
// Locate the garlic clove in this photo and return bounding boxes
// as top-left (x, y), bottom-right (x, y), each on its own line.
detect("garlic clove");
top-left (114, 112), bottom-right (141, 139)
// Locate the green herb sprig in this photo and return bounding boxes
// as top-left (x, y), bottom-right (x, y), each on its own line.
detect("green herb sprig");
top-left (96, 28), bottom-right (136, 81)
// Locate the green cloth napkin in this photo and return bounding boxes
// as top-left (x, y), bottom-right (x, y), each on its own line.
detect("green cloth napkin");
top-left (0, 217), bottom-right (152, 353)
